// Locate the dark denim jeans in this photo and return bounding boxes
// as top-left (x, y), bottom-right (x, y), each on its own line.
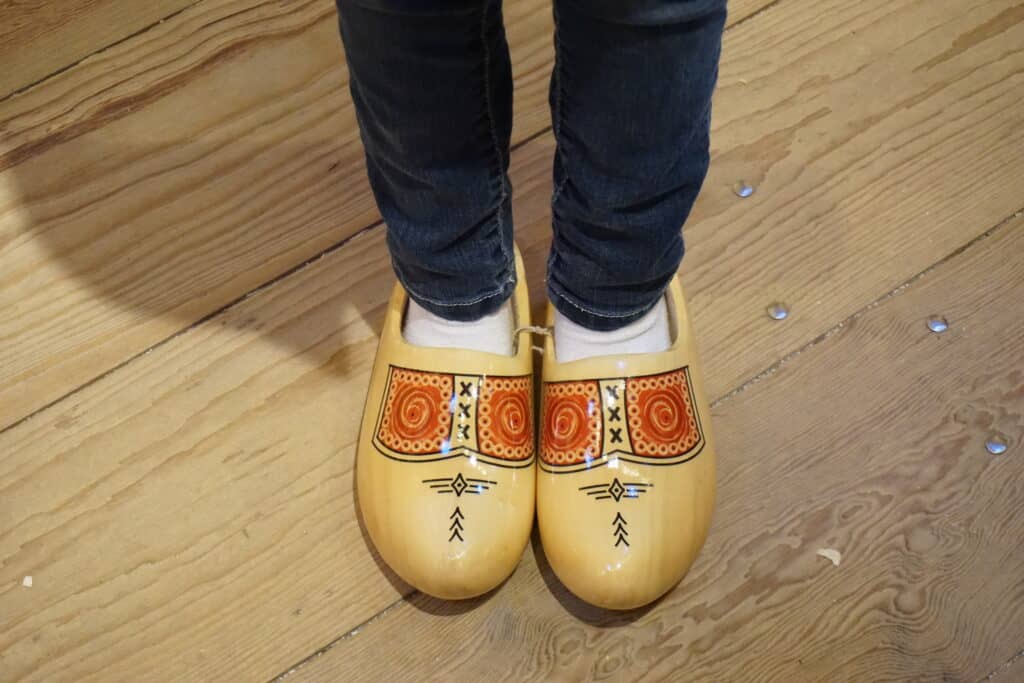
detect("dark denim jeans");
top-left (336, 0), bottom-right (725, 330)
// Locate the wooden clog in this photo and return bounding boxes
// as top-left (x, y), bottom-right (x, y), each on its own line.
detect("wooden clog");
top-left (537, 275), bottom-right (716, 609)
top-left (356, 247), bottom-right (535, 600)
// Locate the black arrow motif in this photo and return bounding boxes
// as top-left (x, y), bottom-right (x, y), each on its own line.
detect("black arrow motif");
top-left (613, 512), bottom-right (629, 547)
top-left (449, 506), bottom-right (465, 542)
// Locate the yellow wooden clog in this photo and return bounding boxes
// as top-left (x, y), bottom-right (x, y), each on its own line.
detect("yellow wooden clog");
top-left (356, 247), bottom-right (535, 600)
top-left (537, 275), bottom-right (716, 609)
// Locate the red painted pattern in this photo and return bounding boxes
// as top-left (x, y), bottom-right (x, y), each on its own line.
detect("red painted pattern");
top-left (540, 368), bottom-right (702, 467)
top-left (478, 376), bottom-right (533, 461)
top-left (626, 369), bottom-right (700, 457)
top-left (377, 368), bottom-right (452, 454)
top-left (540, 380), bottom-right (601, 466)
top-left (377, 367), bottom-right (534, 461)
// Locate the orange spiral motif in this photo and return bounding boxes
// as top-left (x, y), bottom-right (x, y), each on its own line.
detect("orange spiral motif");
top-left (478, 376), bottom-right (533, 460)
top-left (627, 370), bottom-right (699, 457)
top-left (546, 396), bottom-right (588, 450)
top-left (377, 368), bottom-right (452, 454)
top-left (390, 383), bottom-right (444, 442)
top-left (493, 392), bottom-right (530, 446)
top-left (639, 389), bottom-right (690, 444)
top-left (540, 381), bottom-right (601, 465)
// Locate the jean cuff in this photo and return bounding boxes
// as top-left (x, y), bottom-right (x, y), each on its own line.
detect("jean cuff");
top-left (547, 279), bottom-right (665, 332)
top-left (403, 271), bottom-right (516, 323)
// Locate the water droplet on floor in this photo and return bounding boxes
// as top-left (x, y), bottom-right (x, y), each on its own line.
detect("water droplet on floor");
top-left (734, 181), bottom-right (755, 198)
top-left (926, 316), bottom-right (948, 333)
top-left (767, 302), bottom-right (789, 320)
top-left (985, 436), bottom-right (1007, 455)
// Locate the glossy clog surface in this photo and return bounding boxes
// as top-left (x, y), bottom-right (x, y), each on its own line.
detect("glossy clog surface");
top-left (356, 249), bottom-right (535, 600)
top-left (537, 276), bottom-right (716, 609)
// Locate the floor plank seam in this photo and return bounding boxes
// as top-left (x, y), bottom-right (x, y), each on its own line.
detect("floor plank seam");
top-left (0, 0), bottom-right (205, 105)
top-left (979, 648), bottom-right (1024, 681)
top-left (711, 206), bottom-right (1023, 409)
top-left (515, 124), bottom-right (554, 150)
top-left (725, 0), bottom-right (784, 30)
top-left (268, 595), bottom-right (409, 682)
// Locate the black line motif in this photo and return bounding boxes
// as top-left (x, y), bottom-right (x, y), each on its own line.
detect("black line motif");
top-left (579, 477), bottom-right (652, 502)
top-left (613, 512), bottom-right (629, 547)
top-left (423, 473), bottom-right (497, 497)
top-left (449, 506), bottom-right (464, 542)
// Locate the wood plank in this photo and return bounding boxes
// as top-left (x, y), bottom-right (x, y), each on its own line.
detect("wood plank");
top-left (668, 0), bottom-right (1024, 397)
top-left (289, 217), bottom-right (1024, 682)
top-left (1, 0), bottom-right (1021, 679)
top-left (0, 0), bottom-right (370, 431)
top-left (0, 0), bottom-right (774, 432)
top-left (0, 1), bottom-right (194, 99)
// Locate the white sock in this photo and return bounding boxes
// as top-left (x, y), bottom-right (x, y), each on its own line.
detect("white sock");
top-left (403, 298), bottom-right (514, 356)
top-left (554, 298), bottom-right (671, 363)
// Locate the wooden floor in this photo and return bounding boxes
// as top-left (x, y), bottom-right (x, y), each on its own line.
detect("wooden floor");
top-left (1, 0), bottom-right (1022, 680)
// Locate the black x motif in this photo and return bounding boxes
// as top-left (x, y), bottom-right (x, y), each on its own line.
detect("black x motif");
top-left (457, 424), bottom-right (470, 440)
top-left (423, 473), bottom-right (497, 497)
top-left (458, 402), bottom-right (471, 418)
top-left (459, 381), bottom-right (473, 397)
top-left (605, 385), bottom-right (620, 402)
top-left (610, 427), bottom-right (623, 444)
top-left (579, 477), bottom-right (653, 502)
top-left (608, 406), bottom-right (621, 421)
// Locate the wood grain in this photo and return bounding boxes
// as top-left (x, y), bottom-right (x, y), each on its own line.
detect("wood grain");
top-left (289, 217), bottom-right (1024, 683)
top-left (0, 0), bottom-right (1021, 679)
top-left (0, 0), bottom-right (369, 431)
top-left (0, 1), bottom-right (195, 99)
top-left (673, 0), bottom-right (1024, 399)
top-left (0, 0), bottom-right (774, 432)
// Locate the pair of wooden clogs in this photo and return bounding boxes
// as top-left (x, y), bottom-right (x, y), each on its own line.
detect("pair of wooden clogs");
top-left (356, 247), bottom-right (714, 609)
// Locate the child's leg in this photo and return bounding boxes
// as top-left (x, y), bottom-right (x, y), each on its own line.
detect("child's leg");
top-left (547, 0), bottom-right (727, 359)
top-left (336, 0), bottom-right (516, 354)
top-left (536, 3), bottom-right (727, 609)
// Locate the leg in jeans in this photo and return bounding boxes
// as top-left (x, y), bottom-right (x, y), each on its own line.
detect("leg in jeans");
top-left (342, 4), bottom-right (534, 603)
top-left (336, 0), bottom-right (514, 322)
top-left (538, 2), bottom-right (727, 610)
top-left (547, 0), bottom-right (727, 331)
